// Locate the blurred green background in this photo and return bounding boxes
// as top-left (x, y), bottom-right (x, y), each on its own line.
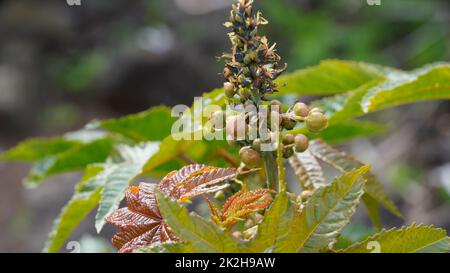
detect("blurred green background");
top-left (0, 0), bottom-right (449, 252)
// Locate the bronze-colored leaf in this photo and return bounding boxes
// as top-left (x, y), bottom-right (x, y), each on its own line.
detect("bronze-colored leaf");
top-left (105, 183), bottom-right (177, 253)
top-left (206, 189), bottom-right (274, 230)
top-left (159, 164), bottom-right (237, 203)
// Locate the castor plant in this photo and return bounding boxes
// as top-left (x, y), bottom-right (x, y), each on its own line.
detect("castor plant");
top-left (2, 0), bottom-right (450, 253)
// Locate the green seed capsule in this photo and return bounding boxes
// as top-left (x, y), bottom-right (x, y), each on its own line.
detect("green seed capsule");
top-left (223, 67), bottom-right (232, 78)
top-left (306, 111), bottom-right (328, 133)
top-left (239, 87), bottom-right (251, 100)
top-left (301, 190), bottom-right (314, 200)
top-left (252, 138), bottom-right (261, 152)
top-left (282, 134), bottom-right (295, 145)
top-left (283, 147), bottom-right (294, 158)
top-left (294, 134), bottom-right (309, 153)
top-left (224, 82), bottom-right (234, 91)
top-left (270, 100), bottom-right (283, 113)
top-left (239, 146), bottom-right (262, 168)
top-left (244, 54), bottom-right (253, 65)
top-left (281, 115), bottom-right (296, 130)
top-left (224, 82), bottom-right (236, 98)
top-left (293, 102), bottom-right (310, 118)
top-left (214, 190), bottom-right (225, 201)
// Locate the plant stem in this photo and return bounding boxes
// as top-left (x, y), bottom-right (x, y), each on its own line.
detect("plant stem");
top-left (262, 151), bottom-right (278, 190)
top-left (217, 148), bottom-right (240, 168)
top-left (179, 154), bottom-right (196, 165)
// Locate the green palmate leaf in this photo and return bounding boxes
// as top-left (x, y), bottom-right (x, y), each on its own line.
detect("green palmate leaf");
top-left (44, 164), bottom-right (105, 253)
top-left (246, 191), bottom-right (297, 253)
top-left (292, 120), bottom-right (387, 144)
top-left (289, 150), bottom-right (326, 190)
top-left (46, 142), bottom-right (159, 252)
top-left (1, 137), bottom-right (77, 162)
top-left (95, 106), bottom-right (176, 142)
top-left (142, 132), bottom-right (232, 174)
top-left (274, 166), bottom-right (370, 253)
top-left (312, 62), bottom-right (450, 123)
top-left (312, 120), bottom-right (386, 144)
top-left (362, 63), bottom-right (450, 112)
top-left (362, 195), bottom-right (382, 231)
top-left (309, 140), bottom-right (402, 220)
top-left (275, 60), bottom-right (384, 95)
top-left (155, 190), bottom-right (240, 253)
top-left (340, 224), bottom-right (450, 253)
top-left (94, 142), bottom-right (160, 232)
top-left (24, 138), bottom-right (113, 187)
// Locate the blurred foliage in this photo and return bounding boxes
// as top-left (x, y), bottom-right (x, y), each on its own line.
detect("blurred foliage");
top-left (47, 52), bottom-right (106, 94)
top-left (258, 0), bottom-right (449, 69)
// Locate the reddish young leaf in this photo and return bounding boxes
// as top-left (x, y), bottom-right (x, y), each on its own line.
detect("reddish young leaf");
top-left (105, 183), bottom-right (177, 253)
top-left (206, 189), bottom-right (274, 230)
top-left (107, 164), bottom-right (236, 252)
top-left (159, 164), bottom-right (237, 203)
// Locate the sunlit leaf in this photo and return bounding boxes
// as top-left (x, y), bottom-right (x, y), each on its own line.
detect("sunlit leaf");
top-left (24, 138), bottom-right (113, 187)
top-left (1, 137), bottom-right (77, 162)
top-left (340, 224), bottom-right (450, 253)
top-left (312, 63), bottom-right (450, 123)
top-left (274, 166), bottom-right (369, 253)
top-left (276, 60), bottom-right (384, 95)
top-left (362, 195), bottom-right (382, 231)
top-left (44, 164), bottom-right (105, 253)
top-left (95, 106), bottom-right (176, 142)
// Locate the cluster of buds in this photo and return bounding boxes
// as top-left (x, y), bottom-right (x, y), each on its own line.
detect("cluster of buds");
top-left (213, 0), bottom-right (328, 168)
top-left (222, 0), bottom-right (287, 104)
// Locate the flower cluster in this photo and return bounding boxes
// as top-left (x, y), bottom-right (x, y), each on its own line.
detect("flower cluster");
top-left (212, 0), bottom-right (328, 168)
top-left (222, 0), bottom-right (286, 103)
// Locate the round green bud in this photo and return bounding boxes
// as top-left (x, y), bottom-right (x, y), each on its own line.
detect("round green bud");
top-left (239, 146), bottom-right (262, 168)
top-left (224, 81), bottom-right (234, 92)
top-left (223, 67), bottom-right (232, 78)
top-left (281, 115), bottom-right (297, 130)
top-left (214, 190), bottom-right (225, 201)
top-left (294, 134), bottom-right (309, 153)
top-left (293, 102), bottom-right (310, 118)
top-left (252, 138), bottom-right (262, 152)
top-left (244, 54), bottom-right (253, 65)
top-left (283, 147), bottom-right (294, 158)
top-left (306, 111), bottom-right (328, 133)
top-left (300, 190), bottom-right (314, 200)
top-left (238, 87), bottom-right (251, 100)
top-left (224, 83), bottom-right (237, 98)
top-left (270, 100), bottom-right (283, 113)
top-left (282, 134), bottom-right (295, 145)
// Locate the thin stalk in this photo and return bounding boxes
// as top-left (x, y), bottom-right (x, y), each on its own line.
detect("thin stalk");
top-left (261, 151), bottom-right (278, 190)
